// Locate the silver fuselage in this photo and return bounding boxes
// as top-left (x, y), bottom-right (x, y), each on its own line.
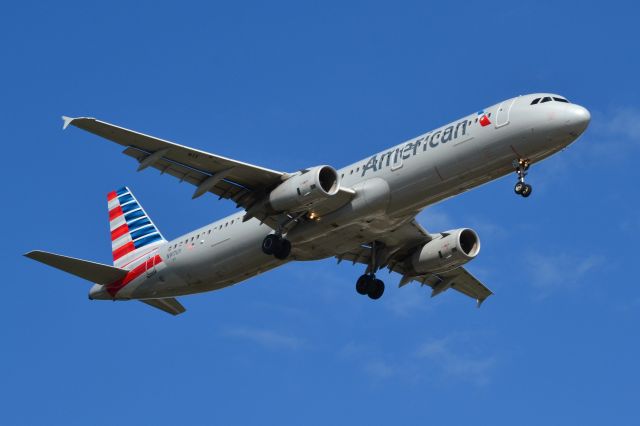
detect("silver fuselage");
top-left (90, 93), bottom-right (590, 300)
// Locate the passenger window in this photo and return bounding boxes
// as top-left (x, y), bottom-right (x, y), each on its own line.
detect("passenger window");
top-left (541, 97), bottom-right (552, 103)
top-left (531, 98), bottom-right (540, 105)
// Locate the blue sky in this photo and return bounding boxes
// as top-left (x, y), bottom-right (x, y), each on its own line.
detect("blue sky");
top-left (2, 1), bottom-right (639, 424)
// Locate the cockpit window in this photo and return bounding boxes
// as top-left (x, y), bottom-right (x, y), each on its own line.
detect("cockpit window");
top-left (541, 97), bottom-right (552, 103)
top-left (553, 97), bottom-right (570, 103)
top-left (531, 98), bottom-right (540, 105)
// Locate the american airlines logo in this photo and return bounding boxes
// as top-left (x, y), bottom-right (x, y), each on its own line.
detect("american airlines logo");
top-left (361, 118), bottom-right (471, 176)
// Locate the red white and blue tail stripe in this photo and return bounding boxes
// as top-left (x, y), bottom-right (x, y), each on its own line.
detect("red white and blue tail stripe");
top-left (108, 187), bottom-right (166, 268)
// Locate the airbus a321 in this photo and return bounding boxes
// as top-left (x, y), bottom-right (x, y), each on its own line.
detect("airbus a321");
top-left (26, 94), bottom-right (590, 315)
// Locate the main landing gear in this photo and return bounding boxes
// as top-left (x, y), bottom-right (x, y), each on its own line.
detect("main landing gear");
top-left (355, 241), bottom-right (385, 300)
top-left (262, 234), bottom-right (291, 260)
top-left (513, 159), bottom-right (533, 198)
top-left (356, 274), bottom-right (385, 300)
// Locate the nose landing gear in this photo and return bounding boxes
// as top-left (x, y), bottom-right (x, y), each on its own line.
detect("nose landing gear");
top-left (513, 159), bottom-right (533, 198)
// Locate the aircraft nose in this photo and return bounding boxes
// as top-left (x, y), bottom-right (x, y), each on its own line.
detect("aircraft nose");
top-left (565, 104), bottom-right (591, 136)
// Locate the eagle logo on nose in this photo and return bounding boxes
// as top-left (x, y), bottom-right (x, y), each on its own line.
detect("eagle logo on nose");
top-left (477, 110), bottom-right (491, 127)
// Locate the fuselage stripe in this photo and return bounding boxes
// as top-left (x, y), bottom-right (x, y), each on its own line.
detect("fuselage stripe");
top-left (107, 255), bottom-right (163, 297)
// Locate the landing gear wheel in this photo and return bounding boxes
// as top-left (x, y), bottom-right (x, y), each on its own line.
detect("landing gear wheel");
top-left (262, 234), bottom-right (279, 255)
top-left (513, 159), bottom-right (532, 198)
top-left (367, 279), bottom-right (385, 300)
top-left (274, 238), bottom-right (291, 260)
top-left (356, 274), bottom-right (371, 295)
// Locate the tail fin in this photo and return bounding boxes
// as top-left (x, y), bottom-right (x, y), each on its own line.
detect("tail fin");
top-left (108, 186), bottom-right (166, 268)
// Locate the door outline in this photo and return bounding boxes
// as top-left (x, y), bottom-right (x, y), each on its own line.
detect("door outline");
top-left (145, 252), bottom-right (157, 278)
top-left (495, 98), bottom-right (516, 128)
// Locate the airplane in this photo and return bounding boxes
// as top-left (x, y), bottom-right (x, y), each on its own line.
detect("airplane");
top-left (25, 93), bottom-right (590, 315)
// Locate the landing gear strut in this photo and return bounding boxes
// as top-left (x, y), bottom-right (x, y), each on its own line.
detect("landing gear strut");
top-left (262, 234), bottom-right (291, 260)
top-left (513, 159), bottom-right (533, 198)
top-left (355, 241), bottom-right (385, 300)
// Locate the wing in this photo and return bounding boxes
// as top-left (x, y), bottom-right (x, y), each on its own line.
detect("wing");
top-left (63, 115), bottom-right (283, 206)
top-left (336, 220), bottom-right (493, 307)
top-left (63, 116), bottom-right (355, 228)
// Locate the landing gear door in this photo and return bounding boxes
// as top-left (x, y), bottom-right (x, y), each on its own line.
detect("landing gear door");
top-left (495, 98), bottom-right (516, 128)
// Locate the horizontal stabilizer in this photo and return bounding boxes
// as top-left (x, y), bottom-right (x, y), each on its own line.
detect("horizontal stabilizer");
top-left (24, 250), bottom-right (127, 284)
top-left (140, 298), bottom-right (186, 316)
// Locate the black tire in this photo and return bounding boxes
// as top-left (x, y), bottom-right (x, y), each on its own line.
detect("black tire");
top-left (356, 275), bottom-right (369, 295)
top-left (368, 279), bottom-right (385, 300)
top-left (262, 234), bottom-right (279, 255)
top-left (521, 184), bottom-right (532, 198)
top-left (514, 182), bottom-right (525, 195)
top-left (274, 238), bottom-right (291, 260)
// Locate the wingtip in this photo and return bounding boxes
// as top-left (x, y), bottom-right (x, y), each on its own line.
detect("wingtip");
top-left (476, 296), bottom-right (490, 308)
top-left (61, 116), bottom-right (74, 130)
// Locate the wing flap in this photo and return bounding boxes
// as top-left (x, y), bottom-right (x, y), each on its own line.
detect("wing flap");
top-left (140, 298), bottom-right (186, 316)
top-left (437, 267), bottom-right (493, 306)
top-left (24, 250), bottom-right (127, 284)
top-left (122, 146), bottom-right (252, 205)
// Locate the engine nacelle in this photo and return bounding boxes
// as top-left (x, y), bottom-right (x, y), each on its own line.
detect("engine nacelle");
top-left (411, 228), bottom-right (481, 274)
top-left (268, 165), bottom-right (340, 213)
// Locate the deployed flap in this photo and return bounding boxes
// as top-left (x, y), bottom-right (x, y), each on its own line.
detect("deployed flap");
top-left (395, 266), bottom-right (492, 307)
top-left (24, 250), bottom-right (127, 284)
top-left (436, 267), bottom-right (493, 306)
top-left (140, 298), bottom-right (186, 316)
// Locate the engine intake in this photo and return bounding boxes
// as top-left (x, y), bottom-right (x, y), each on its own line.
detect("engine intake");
top-left (411, 228), bottom-right (480, 274)
top-left (268, 165), bottom-right (340, 213)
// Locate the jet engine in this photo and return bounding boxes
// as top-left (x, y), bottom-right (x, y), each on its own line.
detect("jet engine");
top-left (410, 228), bottom-right (480, 274)
top-left (268, 165), bottom-right (340, 213)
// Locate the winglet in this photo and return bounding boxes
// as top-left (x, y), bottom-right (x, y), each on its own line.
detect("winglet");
top-left (61, 116), bottom-right (74, 130)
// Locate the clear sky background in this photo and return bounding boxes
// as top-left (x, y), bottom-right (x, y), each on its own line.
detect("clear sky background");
top-left (2, 1), bottom-right (639, 424)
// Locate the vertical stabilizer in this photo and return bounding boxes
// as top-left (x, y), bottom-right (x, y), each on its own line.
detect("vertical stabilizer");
top-left (107, 186), bottom-right (166, 268)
